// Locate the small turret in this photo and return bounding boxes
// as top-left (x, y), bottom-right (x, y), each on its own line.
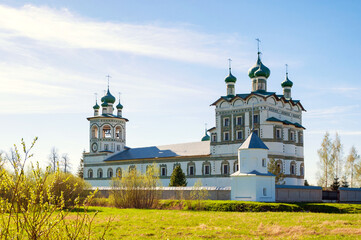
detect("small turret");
top-left (224, 59), bottom-right (237, 97)
top-left (93, 101), bottom-right (100, 116)
top-left (116, 101), bottom-right (123, 117)
top-left (281, 64), bottom-right (293, 100)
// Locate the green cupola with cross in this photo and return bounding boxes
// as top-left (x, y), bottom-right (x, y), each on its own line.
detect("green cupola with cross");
top-left (248, 39), bottom-right (270, 93)
top-left (282, 64), bottom-right (293, 100)
top-left (224, 59), bottom-right (237, 97)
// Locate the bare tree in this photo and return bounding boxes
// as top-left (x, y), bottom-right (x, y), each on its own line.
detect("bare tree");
top-left (48, 147), bottom-right (59, 172)
top-left (331, 132), bottom-right (343, 179)
top-left (345, 146), bottom-right (360, 187)
top-left (317, 132), bottom-right (333, 187)
top-left (61, 153), bottom-right (71, 173)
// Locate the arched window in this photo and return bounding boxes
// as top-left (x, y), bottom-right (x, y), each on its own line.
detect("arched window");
top-left (97, 168), bottom-right (103, 178)
top-left (290, 161), bottom-right (296, 175)
top-left (233, 161), bottom-right (239, 172)
top-left (91, 125), bottom-right (99, 138)
top-left (116, 167), bottom-right (122, 178)
top-left (102, 125), bottom-right (112, 138)
top-left (202, 162), bottom-right (211, 175)
top-left (187, 162), bottom-right (195, 176)
top-left (107, 168), bottom-right (113, 178)
top-left (88, 169), bottom-right (93, 178)
top-left (300, 163), bottom-right (304, 176)
top-left (263, 188), bottom-right (267, 196)
top-left (115, 126), bottom-right (122, 139)
top-left (159, 164), bottom-right (167, 176)
top-left (221, 160), bottom-right (230, 175)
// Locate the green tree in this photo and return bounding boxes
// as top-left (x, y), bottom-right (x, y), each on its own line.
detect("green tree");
top-left (267, 158), bottom-right (285, 185)
top-left (77, 155), bottom-right (84, 178)
top-left (317, 132), bottom-right (333, 187)
top-left (169, 165), bottom-right (187, 187)
top-left (330, 177), bottom-right (340, 191)
top-left (341, 175), bottom-right (349, 188)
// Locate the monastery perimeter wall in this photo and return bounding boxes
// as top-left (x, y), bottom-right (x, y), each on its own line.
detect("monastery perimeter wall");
top-left (94, 185), bottom-right (334, 202)
top-left (339, 187), bottom-right (361, 203)
top-left (275, 185), bottom-right (322, 202)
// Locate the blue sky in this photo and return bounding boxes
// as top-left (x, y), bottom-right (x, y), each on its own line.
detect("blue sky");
top-left (0, 0), bottom-right (360, 184)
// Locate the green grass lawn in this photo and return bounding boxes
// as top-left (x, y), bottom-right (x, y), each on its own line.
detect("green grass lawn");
top-left (83, 207), bottom-right (361, 239)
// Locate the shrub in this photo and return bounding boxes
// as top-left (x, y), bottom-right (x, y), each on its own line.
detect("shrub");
top-left (0, 138), bottom-right (110, 239)
top-left (110, 164), bottom-right (161, 208)
top-left (158, 200), bottom-right (361, 213)
top-left (46, 171), bottom-right (90, 208)
top-left (88, 197), bottom-right (111, 207)
top-left (189, 180), bottom-right (209, 210)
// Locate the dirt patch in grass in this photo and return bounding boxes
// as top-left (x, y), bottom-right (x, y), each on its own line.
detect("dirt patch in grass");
top-left (330, 227), bottom-right (361, 235)
top-left (256, 223), bottom-right (318, 238)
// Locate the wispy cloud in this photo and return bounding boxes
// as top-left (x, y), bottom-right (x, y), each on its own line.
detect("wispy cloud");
top-left (304, 105), bottom-right (359, 119)
top-left (307, 130), bottom-right (361, 136)
top-left (0, 4), bottom-right (254, 114)
top-left (0, 4), bottom-right (249, 67)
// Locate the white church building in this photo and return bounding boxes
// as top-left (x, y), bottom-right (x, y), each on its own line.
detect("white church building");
top-left (83, 49), bottom-right (306, 188)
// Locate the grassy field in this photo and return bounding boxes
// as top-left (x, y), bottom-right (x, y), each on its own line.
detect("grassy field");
top-left (82, 207), bottom-right (361, 239)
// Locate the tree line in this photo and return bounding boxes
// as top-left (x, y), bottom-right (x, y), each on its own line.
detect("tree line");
top-left (317, 132), bottom-right (361, 189)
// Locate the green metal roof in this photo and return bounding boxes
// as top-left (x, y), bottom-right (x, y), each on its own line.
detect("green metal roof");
top-left (224, 72), bottom-right (237, 83)
top-left (93, 102), bottom-right (100, 109)
top-left (248, 53), bottom-right (270, 79)
top-left (101, 89), bottom-right (116, 104)
top-left (116, 102), bottom-right (123, 109)
top-left (266, 117), bottom-right (305, 129)
top-left (281, 74), bottom-right (293, 87)
top-left (201, 129), bottom-right (210, 141)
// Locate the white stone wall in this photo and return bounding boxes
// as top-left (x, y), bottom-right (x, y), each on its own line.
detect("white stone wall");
top-left (213, 94), bottom-right (305, 185)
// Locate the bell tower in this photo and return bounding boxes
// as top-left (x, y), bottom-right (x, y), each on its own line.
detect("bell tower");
top-left (87, 76), bottom-right (128, 154)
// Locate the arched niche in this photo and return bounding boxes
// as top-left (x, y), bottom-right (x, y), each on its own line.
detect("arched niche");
top-left (233, 99), bottom-right (244, 107)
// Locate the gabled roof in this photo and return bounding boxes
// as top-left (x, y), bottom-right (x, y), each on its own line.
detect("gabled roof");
top-left (266, 117), bottom-right (306, 129)
top-left (239, 131), bottom-right (269, 150)
top-left (105, 141), bottom-right (210, 161)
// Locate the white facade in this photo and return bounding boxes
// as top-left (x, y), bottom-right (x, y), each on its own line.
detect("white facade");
top-left (231, 133), bottom-right (276, 202)
top-left (83, 51), bottom-right (306, 188)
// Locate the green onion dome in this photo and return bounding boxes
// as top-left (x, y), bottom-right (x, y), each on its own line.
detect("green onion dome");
top-left (93, 102), bottom-right (100, 109)
top-left (101, 101), bottom-right (108, 107)
top-left (101, 89), bottom-right (116, 104)
top-left (201, 129), bottom-right (210, 141)
top-left (248, 54), bottom-right (270, 79)
top-left (116, 102), bottom-right (123, 109)
top-left (281, 74), bottom-right (293, 87)
top-left (224, 71), bottom-right (237, 83)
